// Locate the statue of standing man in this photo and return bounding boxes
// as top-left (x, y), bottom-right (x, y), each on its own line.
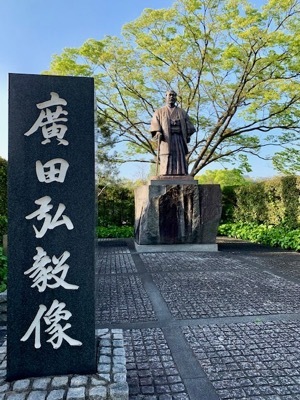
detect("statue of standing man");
top-left (150, 90), bottom-right (196, 176)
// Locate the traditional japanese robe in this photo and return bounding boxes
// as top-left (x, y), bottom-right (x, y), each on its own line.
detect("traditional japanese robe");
top-left (150, 105), bottom-right (196, 175)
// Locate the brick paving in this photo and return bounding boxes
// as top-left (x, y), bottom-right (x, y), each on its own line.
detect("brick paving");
top-left (96, 238), bottom-right (300, 400)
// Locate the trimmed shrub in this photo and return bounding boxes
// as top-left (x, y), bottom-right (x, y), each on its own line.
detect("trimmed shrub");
top-left (0, 158), bottom-right (7, 217)
top-left (0, 216), bottom-right (7, 238)
top-left (97, 225), bottom-right (133, 238)
top-left (98, 183), bottom-right (134, 227)
top-left (219, 176), bottom-right (300, 251)
top-left (0, 247), bottom-right (7, 292)
top-left (264, 176), bottom-right (299, 228)
top-left (233, 182), bottom-right (268, 224)
top-left (233, 176), bottom-right (300, 228)
top-left (221, 186), bottom-right (237, 223)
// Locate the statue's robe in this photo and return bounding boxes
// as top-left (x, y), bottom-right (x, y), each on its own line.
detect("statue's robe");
top-left (150, 106), bottom-right (196, 175)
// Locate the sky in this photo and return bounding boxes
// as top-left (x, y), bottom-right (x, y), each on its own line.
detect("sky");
top-left (0, 0), bottom-right (278, 179)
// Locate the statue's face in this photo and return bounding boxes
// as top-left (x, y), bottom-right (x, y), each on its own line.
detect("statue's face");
top-left (166, 91), bottom-right (177, 105)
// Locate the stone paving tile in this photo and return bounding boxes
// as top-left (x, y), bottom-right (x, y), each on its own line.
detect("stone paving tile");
top-left (241, 254), bottom-right (300, 282)
top-left (140, 252), bottom-right (243, 273)
top-left (97, 240), bottom-right (137, 274)
top-left (96, 275), bottom-right (156, 323)
top-left (123, 328), bottom-right (189, 399)
top-left (151, 267), bottom-right (300, 319)
top-left (183, 320), bottom-right (300, 399)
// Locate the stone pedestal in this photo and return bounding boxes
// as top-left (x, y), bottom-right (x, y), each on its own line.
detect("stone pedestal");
top-left (134, 177), bottom-right (222, 248)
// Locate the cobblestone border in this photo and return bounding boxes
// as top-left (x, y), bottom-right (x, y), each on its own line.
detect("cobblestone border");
top-left (0, 329), bottom-right (129, 399)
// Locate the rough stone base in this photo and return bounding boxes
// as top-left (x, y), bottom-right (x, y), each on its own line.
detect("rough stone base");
top-left (134, 181), bottom-right (222, 245)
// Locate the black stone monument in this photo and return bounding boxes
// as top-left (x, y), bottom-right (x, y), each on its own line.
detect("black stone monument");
top-left (7, 73), bottom-right (96, 380)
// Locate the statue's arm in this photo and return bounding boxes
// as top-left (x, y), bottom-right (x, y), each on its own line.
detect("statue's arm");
top-left (185, 113), bottom-right (196, 142)
top-left (150, 111), bottom-right (163, 140)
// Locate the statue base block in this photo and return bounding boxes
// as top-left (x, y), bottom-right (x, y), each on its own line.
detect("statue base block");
top-left (134, 180), bottom-right (222, 247)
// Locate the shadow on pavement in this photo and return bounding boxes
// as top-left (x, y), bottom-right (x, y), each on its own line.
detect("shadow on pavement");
top-left (217, 236), bottom-right (291, 253)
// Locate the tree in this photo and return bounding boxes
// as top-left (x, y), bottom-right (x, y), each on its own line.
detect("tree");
top-left (45, 0), bottom-right (300, 176)
top-left (272, 148), bottom-right (300, 175)
top-left (196, 168), bottom-right (250, 188)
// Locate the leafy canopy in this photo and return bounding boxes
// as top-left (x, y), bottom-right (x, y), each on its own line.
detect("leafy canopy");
top-left (196, 168), bottom-right (250, 187)
top-left (45, 0), bottom-right (300, 176)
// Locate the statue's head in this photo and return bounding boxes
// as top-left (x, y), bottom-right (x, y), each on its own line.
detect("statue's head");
top-left (165, 90), bottom-right (177, 106)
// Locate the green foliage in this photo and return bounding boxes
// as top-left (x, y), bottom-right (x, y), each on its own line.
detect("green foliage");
top-left (273, 148), bottom-right (300, 175)
top-left (264, 176), bottom-right (299, 227)
top-left (98, 180), bottom-right (135, 227)
top-left (221, 186), bottom-right (237, 223)
top-left (45, 0), bottom-right (300, 176)
top-left (0, 216), bottom-right (7, 237)
top-left (196, 169), bottom-right (251, 223)
top-left (0, 158), bottom-right (7, 217)
top-left (234, 182), bottom-right (268, 224)
top-left (0, 247), bottom-right (7, 293)
top-left (220, 175), bottom-right (300, 251)
top-left (218, 222), bottom-right (300, 251)
top-left (196, 169), bottom-right (250, 188)
top-left (233, 176), bottom-right (300, 229)
top-left (97, 225), bottom-right (134, 238)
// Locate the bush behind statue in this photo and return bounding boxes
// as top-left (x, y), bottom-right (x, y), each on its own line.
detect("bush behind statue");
top-left (98, 182), bottom-right (134, 227)
top-left (219, 175), bottom-right (300, 251)
top-left (0, 216), bottom-right (7, 238)
top-left (232, 176), bottom-right (300, 229)
top-left (0, 158), bottom-right (7, 217)
top-left (0, 247), bottom-right (7, 292)
top-left (97, 225), bottom-right (134, 238)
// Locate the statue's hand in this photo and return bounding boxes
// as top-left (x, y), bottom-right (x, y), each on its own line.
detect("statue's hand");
top-left (154, 132), bottom-right (163, 141)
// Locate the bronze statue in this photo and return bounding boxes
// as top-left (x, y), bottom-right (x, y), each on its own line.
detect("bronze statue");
top-left (150, 90), bottom-right (196, 176)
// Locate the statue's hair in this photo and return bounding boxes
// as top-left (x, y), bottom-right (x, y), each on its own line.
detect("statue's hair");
top-left (165, 89), bottom-right (177, 96)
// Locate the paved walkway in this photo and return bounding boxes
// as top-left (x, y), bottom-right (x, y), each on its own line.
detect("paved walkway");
top-left (96, 238), bottom-right (300, 400)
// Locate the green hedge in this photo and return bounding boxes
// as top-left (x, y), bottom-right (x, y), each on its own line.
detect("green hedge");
top-left (0, 158), bottom-right (7, 217)
top-left (97, 225), bottom-right (134, 238)
top-left (0, 157), bottom-right (8, 240)
top-left (232, 176), bottom-right (300, 229)
top-left (220, 186), bottom-right (237, 223)
top-left (0, 247), bottom-right (7, 292)
top-left (219, 176), bottom-right (300, 251)
top-left (264, 176), bottom-right (299, 227)
top-left (98, 183), bottom-right (134, 227)
top-left (0, 216), bottom-right (7, 237)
